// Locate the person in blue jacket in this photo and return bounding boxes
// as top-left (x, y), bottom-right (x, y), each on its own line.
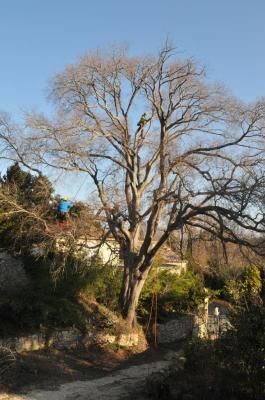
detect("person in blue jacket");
top-left (57, 197), bottom-right (73, 223)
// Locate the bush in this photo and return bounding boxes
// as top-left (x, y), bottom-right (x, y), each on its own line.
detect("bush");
top-left (0, 289), bottom-right (88, 335)
top-left (139, 269), bottom-right (205, 322)
top-left (78, 259), bottom-right (122, 311)
top-left (0, 253), bottom-right (122, 336)
top-left (224, 265), bottom-right (262, 305)
top-left (145, 286), bottom-right (265, 399)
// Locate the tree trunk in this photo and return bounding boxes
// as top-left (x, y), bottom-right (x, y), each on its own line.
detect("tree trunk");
top-left (123, 277), bottom-right (146, 327)
top-left (119, 257), bottom-right (151, 328)
top-left (119, 263), bottom-right (130, 309)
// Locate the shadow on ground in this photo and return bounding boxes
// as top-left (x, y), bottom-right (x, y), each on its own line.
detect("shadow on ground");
top-left (0, 341), bottom-right (184, 395)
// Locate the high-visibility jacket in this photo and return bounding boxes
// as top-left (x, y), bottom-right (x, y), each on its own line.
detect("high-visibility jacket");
top-left (140, 114), bottom-right (147, 123)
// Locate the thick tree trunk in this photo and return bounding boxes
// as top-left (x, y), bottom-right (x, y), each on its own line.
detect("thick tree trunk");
top-left (119, 256), bottom-right (151, 328)
top-left (119, 263), bottom-right (130, 309)
top-left (122, 277), bottom-right (147, 327)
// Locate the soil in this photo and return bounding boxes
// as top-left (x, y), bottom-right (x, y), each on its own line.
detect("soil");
top-left (0, 341), bottom-right (184, 398)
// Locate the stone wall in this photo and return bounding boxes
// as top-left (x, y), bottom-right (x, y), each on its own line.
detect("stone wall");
top-left (0, 314), bottom-right (231, 352)
top-left (0, 328), bottom-right (141, 353)
top-left (156, 297), bottom-right (231, 343)
top-left (156, 316), bottom-right (194, 343)
top-left (0, 251), bottom-right (29, 296)
top-left (156, 299), bottom-right (208, 344)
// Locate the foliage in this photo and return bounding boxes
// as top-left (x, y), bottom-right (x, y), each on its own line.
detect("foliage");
top-left (45, 251), bottom-right (122, 311)
top-left (1, 162), bottom-right (53, 206)
top-left (224, 265), bottom-right (262, 305)
top-left (0, 253), bottom-right (122, 336)
top-left (74, 257), bottom-right (122, 311)
top-left (0, 162), bottom-right (54, 251)
top-left (139, 267), bottom-right (205, 321)
top-left (183, 302), bottom-right (265, 399)
top-left (145, 273), bottom-right (265, 400)
top-left (0, 255), bottom-right (86, 335)
top-left (0, 164), bottom-right (122, 333)
top-left (0, 289), bottom-right (87, 336)
top-left (202, 261), bottom-right (242, 291)
top-left (0, 162), bottom-right (102, 259)
top-left (225, 303), bottom-right (265, 396)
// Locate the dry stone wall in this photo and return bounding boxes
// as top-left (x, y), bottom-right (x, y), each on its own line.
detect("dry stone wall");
top-left (156, 316), bottom-right (194, 343)
top-left (0, 313), bottom-right (231, 352)
top-left (0, 329), bottom-right (141, 353)
top-left (156, 297), bottom-right (231, 343)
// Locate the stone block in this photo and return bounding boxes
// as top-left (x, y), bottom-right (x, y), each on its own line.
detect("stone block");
top-left (117, 333), bottom-right (138, 347)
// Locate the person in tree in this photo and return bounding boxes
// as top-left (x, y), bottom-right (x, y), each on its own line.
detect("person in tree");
top-left (137, 112), bottom-right (148, 137)
top-left (57, 197), bottom-right (73, 227)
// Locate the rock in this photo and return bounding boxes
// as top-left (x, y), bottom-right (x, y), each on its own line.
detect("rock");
top-left (117, 333), bottom-right (138, 347)
top-left (163, 349), bottom-right (184, 361)
top-left (0, 251), bottom-right (29, 296)
top-left (51, 329), bottom-right (81, 350)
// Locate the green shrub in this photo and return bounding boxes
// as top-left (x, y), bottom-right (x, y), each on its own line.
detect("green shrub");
top-left (139, 269), bottom-right (205, 321)
top-left (224, 265), bottom-right (262, 305)
top-left (145, 282), bottom-right (265, 400)
top-left (0, 253), bottom-right (122, 336)
top-left (0, 289), bottom-right (88, 335)
top-left (78, 260), bottom-right (122, 310)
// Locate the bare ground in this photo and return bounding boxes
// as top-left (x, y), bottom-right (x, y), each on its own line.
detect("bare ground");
top-left (0, 342), bottom-right (184, 399)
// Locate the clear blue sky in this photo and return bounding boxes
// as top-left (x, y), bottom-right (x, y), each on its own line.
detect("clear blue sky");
top-left (1, 0), bottom-right (265, 115)
top-left (1, 0), bottom-right (264, 198)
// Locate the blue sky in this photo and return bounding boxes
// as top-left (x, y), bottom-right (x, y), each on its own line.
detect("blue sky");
top-left (0, 0), bottom-right (264, 198)
top-left (1, 0), bottom-right (265, 114)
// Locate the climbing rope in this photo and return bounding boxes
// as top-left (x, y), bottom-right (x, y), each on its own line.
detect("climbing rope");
top-left (51, 162), bottom-right (87, 202)
top-left (72, 175), bottom-right (87, 200)
top-left (145, 291), bottom-right (155, 337)
top-left (52, 166), bottom-right (69, 187)
top-left (154, 291), bottom-right (158, 348)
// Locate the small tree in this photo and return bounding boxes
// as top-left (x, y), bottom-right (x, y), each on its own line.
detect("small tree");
top-left (1, 161), bottom-right (53, 206)
top-left (2, 45), bottom-right (265, 327)
top-left (0, 162), bottom-right (54, 250)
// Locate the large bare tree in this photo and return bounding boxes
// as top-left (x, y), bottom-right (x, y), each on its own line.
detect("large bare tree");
top-left (3, 45), bottom-right (265, 327)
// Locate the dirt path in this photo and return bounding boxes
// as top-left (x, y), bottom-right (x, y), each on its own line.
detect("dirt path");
top-left (1, 359), bottom-right (173, 400)
top-left (0, 348), bottom-right (184, 400)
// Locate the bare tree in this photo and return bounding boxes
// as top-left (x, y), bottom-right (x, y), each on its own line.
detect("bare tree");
top-left (4, 44), bottom-right (265, 327)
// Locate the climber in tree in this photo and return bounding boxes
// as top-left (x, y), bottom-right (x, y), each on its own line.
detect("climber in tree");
top-left (137, 112), bottom-right (148, 137)
top-left (57, 197), bottom-right (73, 227)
